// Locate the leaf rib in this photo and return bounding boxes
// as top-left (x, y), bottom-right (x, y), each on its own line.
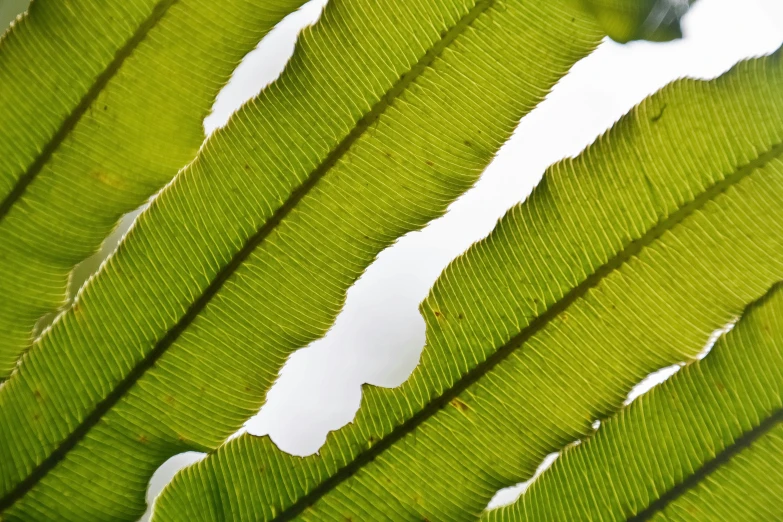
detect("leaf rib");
top-left (627, 406), bottom-right (783, 521)
top-left (0, 0), bottom-right (495, 512)
top-left (0, 0), bottom-right (178, 224)
top-left (268, 139), bottom-right (783, 521)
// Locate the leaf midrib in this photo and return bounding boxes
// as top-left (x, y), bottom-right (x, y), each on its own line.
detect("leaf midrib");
top-left (269, 141), bottom-right (783, 521)
top-left (0, 0), bottom-right (495, 512)
top-left (0, 0), bottom-right (180, 224)
top-left (627, 406), bottom-right (783, 521)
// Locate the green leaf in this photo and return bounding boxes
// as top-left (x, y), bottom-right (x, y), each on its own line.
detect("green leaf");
top-left (0, 0), bottom-right (601, 520)
top-left (0, 0), bottom-right (309, 380)
top-left (153, 50), bottom-right (783, 521)
top-left (485, 283), bottom-right (783, 521)
top-left (575, 0), bottom-right (694, 43)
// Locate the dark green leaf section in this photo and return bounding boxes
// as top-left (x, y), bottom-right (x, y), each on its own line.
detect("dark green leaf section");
top-left (575, 0), bottom-right (694, 42)
top-left (155, 51), bottom-right (783, 521)
top-left (0, 0), bottom-right (307, 380)
top-left (0, 0), bottom-right (602, 520)
top-left (487, 284), bottom-right (783, 521)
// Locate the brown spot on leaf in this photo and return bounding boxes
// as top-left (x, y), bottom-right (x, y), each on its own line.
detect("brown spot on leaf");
top-left (651, 103), bottom-right (667, 123)
top-left (450, 398), bottom-right (469, 413)
top-left (92, 170), bottom-right (120, 188)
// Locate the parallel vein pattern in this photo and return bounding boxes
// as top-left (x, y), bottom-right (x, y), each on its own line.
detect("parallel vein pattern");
top-left (0, 0), bottom-right (602, 520)
top-left (0, 0), bottom-right (307, 379)
top-left (0, 0), bottom-right (175, 221)
top-left (487, 285), bottom-right (783, 521)
top-left (154, 50), bottom-right (783, 521)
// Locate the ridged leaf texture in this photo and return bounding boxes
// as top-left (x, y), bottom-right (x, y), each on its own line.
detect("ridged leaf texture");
top-left (153, 50), bottom-right (783, 521)
top-left (0, 0), bottom-right (309, 380)
top-left (0, 0), bottom-right (602, 519)
top-left (486, 283), bottom-right (783, 521)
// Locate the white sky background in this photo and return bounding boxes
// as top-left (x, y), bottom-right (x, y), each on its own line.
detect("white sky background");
top-left (4, 0), bottom-right (777, 518)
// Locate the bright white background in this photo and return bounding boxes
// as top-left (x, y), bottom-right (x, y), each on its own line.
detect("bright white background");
top-left (4, 0), bottom-right (783, 518)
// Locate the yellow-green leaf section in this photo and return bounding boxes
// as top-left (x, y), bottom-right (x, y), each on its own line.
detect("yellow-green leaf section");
top-left (153, 50), bottom-right (783, 521)
top-left (0, 0), bottom-right (602, 520)
top-left (486, 283), bottom-right (783, 521)
top-left (0, 0), bottom-right (309, 380)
